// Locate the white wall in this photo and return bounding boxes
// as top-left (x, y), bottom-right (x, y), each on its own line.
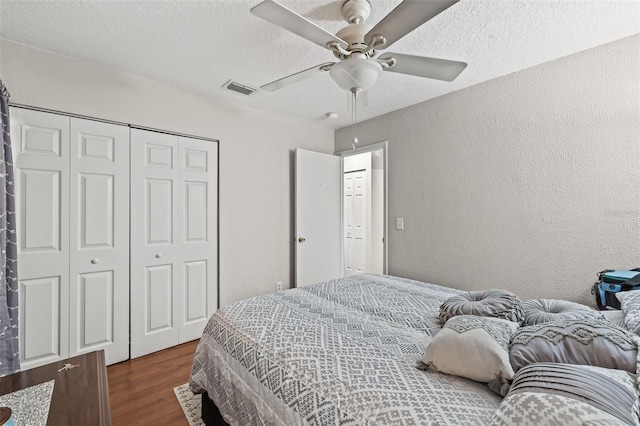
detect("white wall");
top-left (336, 35), bottom-right (640, 305)
top-left (0, 40), bottom-right (334, 307)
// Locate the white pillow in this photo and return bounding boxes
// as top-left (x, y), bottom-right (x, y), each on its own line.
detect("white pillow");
top-left (422, 315), bottom-right (518, 384)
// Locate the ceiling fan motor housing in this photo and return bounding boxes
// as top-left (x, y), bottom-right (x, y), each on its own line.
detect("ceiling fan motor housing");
top-left (334, 24), bottom-right (374, 59)
top-left (341, 0), bottom-right (371, 24)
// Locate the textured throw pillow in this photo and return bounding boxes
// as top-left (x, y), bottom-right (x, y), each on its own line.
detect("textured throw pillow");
top-left (509, 318), bottom-right (638, 374)
top-left (489, 362), bottom-right (640, 426)
top-left (422, 315), bottom-right (518, 387)
top-left (522, 299), bottom-right (603, 326)
top-left (439, 289), bottom-right (524, 325)
top-left (621, 291), bottom-right (640, 335)
top-left (601, 309), bottom-right (626, 329)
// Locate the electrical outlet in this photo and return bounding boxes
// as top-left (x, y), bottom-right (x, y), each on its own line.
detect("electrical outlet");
top-left (276, 281), bottom-right (283, 292)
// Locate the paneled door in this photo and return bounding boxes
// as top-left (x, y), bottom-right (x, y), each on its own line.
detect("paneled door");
top-left (69, 118), bottom-right (130, 365)
top-left (130, 129), bottom-right (217, 358)
top-left (178, 137), bottom-right (217, 343)
top-left (10, 109), bottom-right (70, 370)
top-left (130, 129), bottom-right (179, 357)
top-left (343, 170), bottom-right (368, 276)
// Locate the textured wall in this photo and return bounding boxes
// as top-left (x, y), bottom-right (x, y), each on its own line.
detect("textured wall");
top-left (0, 40), bottom-right (334, 307)
top-left (336, 35), bottom-right (640, 305)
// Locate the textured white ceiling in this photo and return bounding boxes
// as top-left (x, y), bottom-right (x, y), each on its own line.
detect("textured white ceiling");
top-left (1, 1), bottom-right (639, 130)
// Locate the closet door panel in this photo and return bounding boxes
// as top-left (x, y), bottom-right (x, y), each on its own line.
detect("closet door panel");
top-left (69, 118), bottom-right (129, 365)
top-left (10, 109), bottom-right (70, 369)
top-left (184, 260), bottom-right (208, 323)
top-left (77, 271), bottom-right (113, 346)
top-left (20, 276), bottom-right (63, 365)
top-left (146, 264), bottom-right (174, 331)
top-left (20, 169), bottom-right (62, 253)
top-left (146, 178), bottom-right (174, 244)
top-left (178, 137), bottom-right (217, 343)
top-left (131, 129), bottom-right (180, 358)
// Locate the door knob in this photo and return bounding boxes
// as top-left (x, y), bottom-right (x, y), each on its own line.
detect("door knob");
top-left (155, 253), bottom-right (162, 258)
top-left (298, 237), bottom-right (306, 243)
top-left (91, 258), bottom-right (99, 264)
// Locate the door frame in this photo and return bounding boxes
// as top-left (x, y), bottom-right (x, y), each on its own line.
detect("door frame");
top-left (335, 141), bottom-right (388, 275)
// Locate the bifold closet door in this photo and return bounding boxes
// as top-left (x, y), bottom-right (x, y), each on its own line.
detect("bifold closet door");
top-left (130, 129), bottom-right (217, 358)
top-left (10, 109), bottom-right (70, 370)
top-left (130, 130), bottom-right (179, 357)
top-left (177, 136), bottom-right (218, 343)
top-left (69, 118), bottom-right (130, 365)
top-left (11, 108), bottom-right (131, 369)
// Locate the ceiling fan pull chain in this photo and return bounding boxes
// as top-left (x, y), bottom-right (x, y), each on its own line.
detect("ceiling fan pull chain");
top-left (351, 90), bottom-right (359, 149)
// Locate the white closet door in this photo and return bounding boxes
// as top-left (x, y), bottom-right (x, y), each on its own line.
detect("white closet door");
top-left (178, 137), bottom-right (217, 343)
top-left (69, 118), bottom-right (130, 365)
top-left (343, 171), bottom-right (367, 276)
top-left (10, 108), bottom-right (70, 369)
top-left (352, 171), bottom-right (368, 274)
top-left (130, 129), bottom-right (180, 358)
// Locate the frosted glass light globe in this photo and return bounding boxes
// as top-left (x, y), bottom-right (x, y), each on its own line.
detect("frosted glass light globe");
top-left (330, 58), bottom-right (383, 92)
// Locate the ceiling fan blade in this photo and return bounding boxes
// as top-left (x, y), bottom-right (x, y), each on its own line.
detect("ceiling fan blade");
top-left (261, 62), bottom-right (335, 92)
top-left (251, 0), bottom-right (348, 50)
top-left (380, 53), bottom-right (467, 82)
top-left (365, 0), bottom-right (459, 50)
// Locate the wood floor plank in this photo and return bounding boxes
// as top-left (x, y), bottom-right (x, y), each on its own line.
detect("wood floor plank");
top-left (107, 340), bottom-right (199, 425)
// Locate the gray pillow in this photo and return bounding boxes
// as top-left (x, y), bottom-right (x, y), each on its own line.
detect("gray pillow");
top-left (509, 318), bottom-right (638, 373)
top-left (621, 291), bottom-right (640, 335)
top-left (439, 289), bottom-right (524, 325)
top-left (490, 362), bottom-right (639, 426)
top-left (522, 298), bottom-right (604, 326)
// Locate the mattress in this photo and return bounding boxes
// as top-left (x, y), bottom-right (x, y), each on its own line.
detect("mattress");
top-left (189, 274), bottom-right (503, 425)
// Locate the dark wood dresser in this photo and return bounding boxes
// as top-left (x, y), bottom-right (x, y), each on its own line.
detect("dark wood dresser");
top-left (0, 350), bottom-right (111, 425)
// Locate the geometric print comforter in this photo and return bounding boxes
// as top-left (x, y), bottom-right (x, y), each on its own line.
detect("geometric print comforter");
top-left (190, 274), bottom-right (503, 425)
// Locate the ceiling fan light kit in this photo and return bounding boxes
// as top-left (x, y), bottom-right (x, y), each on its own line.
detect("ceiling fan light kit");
top-left (329, 56), bottom-right (383, 93)
top-left (251, 0), bottom-right (467, 109)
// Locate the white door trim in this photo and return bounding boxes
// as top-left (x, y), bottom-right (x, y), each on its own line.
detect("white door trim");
top-left (335, 141), bottom-right (389, 275)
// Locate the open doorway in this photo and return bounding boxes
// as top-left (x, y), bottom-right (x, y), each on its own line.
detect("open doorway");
top-left (337, 142), bottom-right (388, 277)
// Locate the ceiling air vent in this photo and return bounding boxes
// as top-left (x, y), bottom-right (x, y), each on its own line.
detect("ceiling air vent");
top-left (223, 80), bottom-right (257, 96)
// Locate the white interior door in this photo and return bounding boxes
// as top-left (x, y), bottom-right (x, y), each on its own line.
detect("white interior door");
top-left (131, 129), bottom-right (218, 357)
top-left (344, 170), bottom-right (368, 276)
top-left (177, 136), bottom-right (217, 343)
top-left (295, 149), bottom-right (341, 287)
top-left (10, 108), bottom-right (70, 369)
top-left (69, 118), bottom-right (130, 365)
top-left (130, 129), bottom-right (180, 357)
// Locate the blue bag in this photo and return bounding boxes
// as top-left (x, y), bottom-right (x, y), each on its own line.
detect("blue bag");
top-left (592, 269), bottom-right (640, 310)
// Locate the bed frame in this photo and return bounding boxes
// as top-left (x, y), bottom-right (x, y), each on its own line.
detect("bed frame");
top-left (201, 392), bottom-right (229, 426)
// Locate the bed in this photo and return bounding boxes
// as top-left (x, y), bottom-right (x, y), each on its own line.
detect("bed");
top-left (189, 274), bottom-right (505, 425)
top-left (190, 273), bottom-right (640, 425)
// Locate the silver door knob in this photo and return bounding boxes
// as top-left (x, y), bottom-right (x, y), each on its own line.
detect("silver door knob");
top-left (91, 258), bottom-right (99, 264)
top-left (298, 237), bottom-right (306, 243)
top-left (155, 253), bottom-right (162, 258)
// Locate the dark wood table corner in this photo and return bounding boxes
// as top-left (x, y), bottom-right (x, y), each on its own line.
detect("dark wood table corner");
top-left (0, 350), bottom-right (111, 425)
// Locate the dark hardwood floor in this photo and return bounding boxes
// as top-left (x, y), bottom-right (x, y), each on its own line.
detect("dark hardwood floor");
top-left (107, 340), bottom-right (200, 425)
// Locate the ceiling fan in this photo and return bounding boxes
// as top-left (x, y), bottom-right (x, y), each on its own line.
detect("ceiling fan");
top-left (251, 0), bottom-right (467, 95)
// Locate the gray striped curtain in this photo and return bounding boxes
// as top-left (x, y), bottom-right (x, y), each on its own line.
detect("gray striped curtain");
top-left (0, 80), bottom-right (19, 376)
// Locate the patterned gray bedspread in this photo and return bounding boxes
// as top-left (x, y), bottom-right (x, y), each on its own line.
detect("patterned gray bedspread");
top-left (190, 274), bottom-right (503, 425)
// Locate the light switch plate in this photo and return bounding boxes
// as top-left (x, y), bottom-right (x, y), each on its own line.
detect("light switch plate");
top-left (396, 218), bottom-right (404, 230)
